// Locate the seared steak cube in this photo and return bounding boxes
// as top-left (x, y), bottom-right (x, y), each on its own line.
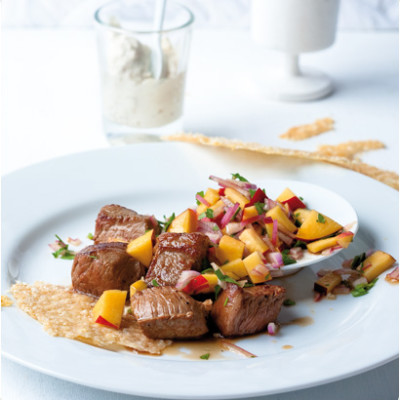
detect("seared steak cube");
top-left (93, 204), bottom-right (159, 244)
top-left (211, 283), bottom-right (286, 337)
top-left (131, 286), bottom-right (212, 339)
top-left (145, 232), bottom-right (210, 287)
top-left (71, 242), bottom-right (145, 297)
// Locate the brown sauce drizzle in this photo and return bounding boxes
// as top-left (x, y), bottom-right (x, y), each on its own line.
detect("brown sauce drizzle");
top-left (281, 316), bottom-right (314, 327)
top-left (163, 338), bottom-right (228, 360)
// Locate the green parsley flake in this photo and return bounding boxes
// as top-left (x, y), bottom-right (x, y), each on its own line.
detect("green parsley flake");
top-left (281, 249), bottom-right (297, 265)
top-left (350, 252), bottom-right (367, 270)
top-left (254, 202), bottom-right (264, 215)
top-left (293, 240), bottom-right (307, 249)
top-left (212, 225), bottom-right (220, 231)
top-left (196, 191), bottom-right (205, 205)
top-left (52, 235), bottom-right (76, 260)
top-left (316, 213), bottom-right (326, 223)
top-left (223, 297), bottom-right (229, 307)
top-left (351, 278), bottom-right (378, 297)
top-left (231, 173), bottom-right (248, 182)
top-left (152, 279), bottom-right (160, 287)
top-left (283, 299), bottom-right (296, 306)
top-left (249, 189), bottom-right (256, 198)
top-left (200, 353), bottom-right (210, 360)
top-left (87, 232), bottom-right (94, 240)
top-left (215, 269), bottom-right (240, 285)
top-left (159, 213), bottom-right (175, 232)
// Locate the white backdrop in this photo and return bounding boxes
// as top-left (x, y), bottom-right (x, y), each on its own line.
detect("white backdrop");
top-left (3, 0), bottom-right (398, 29)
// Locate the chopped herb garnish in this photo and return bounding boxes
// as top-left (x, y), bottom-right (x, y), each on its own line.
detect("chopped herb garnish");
top-left (249, 189), bottom-right (256, 198)
top-left (223, 297), bottom-right (229, 307)
top-left (158, 213), bottom-right (175, 232)
top-left (232, 207), bottom-right (241, 220)
top-left (214, 285), bottom-right (222, 299)
top-left (316, 213), bottom-right (326, 223)
top-left (299, 196), bottom-right (304, 201)
top-left (294, 219), bottom-right (302, 228)
top-left (87, 232), bottom-right (94, 240)
top-left (152, 279), bottom-right (160, 287)
top-left (283, 299), bottom-right (296, 306)
top-left (351, 278), bottom-right (378, 297)
top-left (212, 225), bottom-right (220, 231)
top-left (231, 173), bottom-right (248, 182)
top-left (215, 269), bottom-right (240, 285)
top-left (351, 252), bottom-right (366, 270)
top-left (199, 209), bottom-right (214, 220)
top-left (294, 213), bottom-right (300, 218)
top-left (89, 255), bottom-right (98, 260)
top-left (281, 249), bottom-right (297, 265)
top-left (200, 353), bottom-right (210, 360)
top-left (126, 308), bottom-right (132, 314)
top-left (52, 235), bottom-right (76, 260)
top-left (293, 240), bottom-right (307, 249)
top-left (196, 191), bottom-right (205, 205)
top-left (201, 267), bottom-right (214, 274)
top-left (254, 202), bottom-right (264, 215)
top-left (244, 282), bottom-right (255, 288)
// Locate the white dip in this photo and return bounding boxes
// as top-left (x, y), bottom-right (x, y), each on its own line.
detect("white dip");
top-left (102, 27), bottom-right (185, 129)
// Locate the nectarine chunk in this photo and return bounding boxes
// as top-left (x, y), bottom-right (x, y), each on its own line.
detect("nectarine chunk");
top-left (296, 210), bottom-right (342, 241)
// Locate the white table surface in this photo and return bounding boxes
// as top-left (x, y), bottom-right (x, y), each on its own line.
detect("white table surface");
top-left (1, 28), bottom-right (399, 399)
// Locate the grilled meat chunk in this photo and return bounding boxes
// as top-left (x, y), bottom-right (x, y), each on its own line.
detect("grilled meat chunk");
top-left (93, 204), bottom-right (159, 244)
top-left (71, 242), bottom-right (145, 297)
top-left (131, 286), bottom-right (212, 339)
top-left (145, 232), bottom-right (210, 287)
top-left (211, 283), bottom-right (286, 337)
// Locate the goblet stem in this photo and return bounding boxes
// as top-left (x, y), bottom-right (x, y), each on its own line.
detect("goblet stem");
top-left (284, 53), bottom-right (300, 77)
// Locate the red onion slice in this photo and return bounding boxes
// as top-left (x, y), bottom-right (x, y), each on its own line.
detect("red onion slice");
top-left (271, 219), bottom-right (278, 246)
top-left (67, 237), bottom-right (82, 246)
top-left (220, 203), bottom-right (240, 228)
top-left (196, 194), bottom-right (210, 207)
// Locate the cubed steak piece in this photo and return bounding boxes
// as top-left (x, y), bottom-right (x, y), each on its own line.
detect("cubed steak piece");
top-left (145, 232), bottom-right (210, 287)
top-left (211, 283), bottom-right (286, 337)
top-left (71, 242), bottom-right (145, 297)
top-left (93, 204), bottom-right (159, 244)
top-left (131, 286), bottom-right (212, 339)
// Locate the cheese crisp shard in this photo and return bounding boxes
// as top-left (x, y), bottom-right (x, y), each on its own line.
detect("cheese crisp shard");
top-left (10, 282), bottom-right (171, 354)
top-left (317, 140), bottom-right (385, 160)
top-left (279, 118), bottom-right (334, 141)
top-left (164, 132), bottom-right (398, 190)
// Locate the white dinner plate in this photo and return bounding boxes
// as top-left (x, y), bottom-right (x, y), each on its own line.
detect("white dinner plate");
top-left (2, 142), bottom-right (398, 399)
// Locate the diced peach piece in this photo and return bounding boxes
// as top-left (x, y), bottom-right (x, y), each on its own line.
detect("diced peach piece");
top-left (126, 229), bottom-right (153, 267)
top-left (224, 188), bottom-right (249, 209)
top-left (221, 259), bottom-right (248, 279)
top-left (296, 210), bottom-right (342, 241)
top-left (307, 237), bottom-right (338, 253)
top-left (210, 200), bottom-right (225, 214)
top-left (361, 251), bottom-right (396, 283)
top-left (266, 206), bottom-right (297, 233)
top-left (276, 187), bottom-right (297, 202)
top-left (239, 228), bottom-right (269, 254)
top-left (243, 206), bottom-right (259, 220)
top-left (336, 232), bottom-right (354, 248)
top-left (168, 208), bottom-right (198, 233)
top-left (293, 208), bottom-right (312, 225)
top-left (92, 290), bottom-right (127, 329)
top-left (197, 273), bottom-right (219, 293)
top-left (197, 188), bottom-right (220, 214)
top-left (243, 252), bottom-right (272, 284)
top-left (130, 280), bottom-right (147, 298)
top-left (215, 235), bottom-right (245, 264)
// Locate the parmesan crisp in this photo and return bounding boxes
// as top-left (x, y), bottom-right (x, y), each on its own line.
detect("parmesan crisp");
top-left (1, 295), bottom-right (13, 307)
top-left (10, 282), bottom-right (171, 354)
top-left (279, 118), bottom-right (334, 141)
top-left (164, 132), bottom-right (398, 190)
top-left (317, 140), bottom-right (385, 160)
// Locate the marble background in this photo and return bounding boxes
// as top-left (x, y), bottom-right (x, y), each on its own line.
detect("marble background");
top-left (3, 0), bottom-right (398, 29)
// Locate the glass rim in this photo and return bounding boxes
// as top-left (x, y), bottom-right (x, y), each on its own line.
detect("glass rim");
top-left (94, 0), bottom-right (194, 34)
